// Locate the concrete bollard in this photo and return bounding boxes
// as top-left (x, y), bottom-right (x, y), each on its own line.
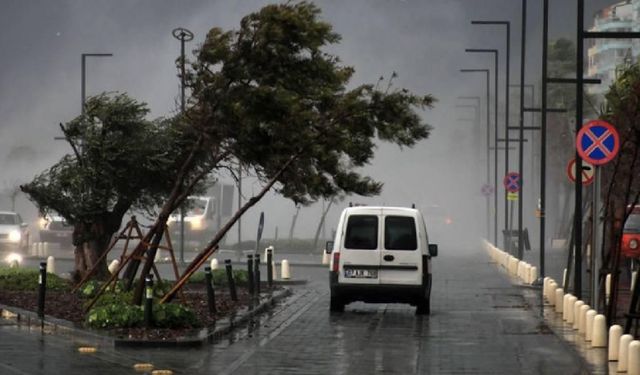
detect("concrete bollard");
top-left (543, 277), bottom-right (550, 299)
top-left (548, 282), bottom-right (557, 306)
top-left (573, 300), bottom-right (584, 330)
top-left (619, 335), bottom-right (634, 372)
top-left (31, 242), bottom-right (38, 256)
top-left (629, 340), bottom-right (640, 375)
top-left (555, 288), bottom-right (564, 313)
top-left (562, 294), bottom-right (570, 319)
top-left (586, 310), bottom-right (597, 341)
top-left (46, 256), bottom-right (55, 274)
top-left (529, 266), bottom-right (538, 285)
top-left (281, 259), bottom-right (290, 280)
top-left (591, 314), bottom-right (607, 347)
top-left (272, 262), bottom-right (278, 280)
top-left (606, 273), bottom-right (612, 305)
top-left (579, 304), bottom-right (591, 334)
top-left (567, 296), bottom-right (578, 324)
top-left (43, 242), bottom-right (50, 255)
top-left (609, 325), bottom-right (623, 361)
top-left (322, 252), bottom-right (330, 265)
top-left (210, 258), bottom-right (219, 270)
top-left (108, 259), bottom-right (120, 275)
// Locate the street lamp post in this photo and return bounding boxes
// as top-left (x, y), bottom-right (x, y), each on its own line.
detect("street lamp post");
top-left (471, 20), bottom-right (511, 254)
top-left (172, 27), bottom-right (194, 264)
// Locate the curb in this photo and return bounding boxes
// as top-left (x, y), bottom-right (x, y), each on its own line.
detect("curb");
top-left (0, 287), bottom-right (293, 348)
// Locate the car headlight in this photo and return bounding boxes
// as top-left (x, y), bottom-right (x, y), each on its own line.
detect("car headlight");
top-left (190, 218), bottom-right (203, 230)
top-left (5, 253), bottom-right (22, 266)
top-left (8, 230), bottom-right (21, 243)
top-left (631, 239), bottom-right (639, 250)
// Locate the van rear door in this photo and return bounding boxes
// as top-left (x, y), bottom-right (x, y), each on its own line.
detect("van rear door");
top-left (379, 213), bottom-right (422, 285)
top-left (338, 209), bottom-right (381, 285)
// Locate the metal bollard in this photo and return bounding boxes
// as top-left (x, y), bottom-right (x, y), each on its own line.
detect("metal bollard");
top-left (205, 266), bottom-right (216, 315)
top-left (267, 248), bottom-right (273, 288)
top-left (247, 254), bottom-right (254, 295)
top-left (225, 259), bottom-right (238, 302)
top-left (37, 262), bottom-right (46, 321)
top-left (144, 275), bottom-right (154, 328)
top-left (254, 254), bottom-right (261, 296)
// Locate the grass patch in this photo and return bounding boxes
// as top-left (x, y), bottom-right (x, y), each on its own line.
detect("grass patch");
top-left (0, 267), bottom-right (70, 291)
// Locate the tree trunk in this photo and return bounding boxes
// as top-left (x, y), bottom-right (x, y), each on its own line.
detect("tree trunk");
top-left (313, 199), bottom-right (333, 251)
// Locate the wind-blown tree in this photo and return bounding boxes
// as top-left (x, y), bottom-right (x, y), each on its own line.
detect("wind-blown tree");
top-left (598, 63), bottom-right (640, 322)
top-left (127, 2), bottom-right (435, 303)
top-left (20, 94), bottom-right (206, 281)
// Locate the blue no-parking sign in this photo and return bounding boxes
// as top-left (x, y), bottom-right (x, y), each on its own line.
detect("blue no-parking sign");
top-left (576, 120), bottom-right (619, 166)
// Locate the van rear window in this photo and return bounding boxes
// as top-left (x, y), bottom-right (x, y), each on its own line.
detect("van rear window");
top-left (344, 215), bottom-right (378, 250)
top-left (385, 216), bottom-right (417, 250)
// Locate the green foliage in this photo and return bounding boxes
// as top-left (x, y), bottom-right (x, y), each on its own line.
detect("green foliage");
top-left (0, 267), bottom-right (69, 291)
top-left (86, 303), bottom-right (143, 329)
top-left (152, 303), bottom-right (200, 328)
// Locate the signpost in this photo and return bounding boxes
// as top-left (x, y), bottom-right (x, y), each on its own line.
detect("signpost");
top-left (575, 119), bottom-right (619, 311)
top-left (566, 158), bottom-right (595, 186)
top-left (503, 172), bottom-right (521, 255)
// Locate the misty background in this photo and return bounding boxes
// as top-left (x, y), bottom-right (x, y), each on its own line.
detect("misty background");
top-left (0, 0), bottom-right (617, 252)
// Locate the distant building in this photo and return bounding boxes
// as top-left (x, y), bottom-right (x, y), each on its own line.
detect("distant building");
top-left (587, 0), bottom-right (640, 98)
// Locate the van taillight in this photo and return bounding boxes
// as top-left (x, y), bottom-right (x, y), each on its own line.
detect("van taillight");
top-left (332, 252), bottom-right (340, 272)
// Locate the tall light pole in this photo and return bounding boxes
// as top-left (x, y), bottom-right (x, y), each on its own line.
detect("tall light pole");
top-left (172, 27), bottom-right (194, 264)
top-left (516, 0), bottom-right (528, 260)
top-left (471, 20), bottom-right (511, 253)
top-left (81, 53), bottom-right (113, 114)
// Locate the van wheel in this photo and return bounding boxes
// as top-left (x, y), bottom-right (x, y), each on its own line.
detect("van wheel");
top-left (416, 274), bottom-right (432, 315)
top-left (330, 295), bottom-right (345, 312)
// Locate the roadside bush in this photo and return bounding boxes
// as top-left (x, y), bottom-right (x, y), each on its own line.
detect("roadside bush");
top-left (152, 303), bottom-right (200, 328)
top-left (86, 303), bottom-right (143, 329)
top-left (0, 267), bottom-right (69, 291)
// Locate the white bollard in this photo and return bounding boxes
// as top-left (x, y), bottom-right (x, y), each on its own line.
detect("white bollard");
top-left (529, 266), bottom-right (538, 285)
top-left (579, 304), bottom-right (591, 334)
top-left (562, 294), bottom-right (570, 319)
top-left (272, 262), bottom-right (278, 280)
top-left (629, 340), bottom-right (640, 375)
top-left (322, 252), bottom-right (330, 265)
top-left (31, 242), bottom-right (38, 256)
top-left (620, 335), bottom-right (634, 372)
top-left (586, 310), bottom-right (597, 341)
top-left (548, 282), bottom-right (558, 306)
top-left (108, 259), bottom-right (120, 275)
top-left (606, 273), bottom-right (612, 305)
top-left (555, 288), bottom-right (564, 313)
top-left (543, 277), bottom-right (550, 299)
top-left (43, 242), bottom-right (50, 255)
top-left (281, 259), bottom-right (290, 280)
top-left (210, 258), bottom-right (219, 270)
top-left (591, 314), bottom-right (607, 347)
top-left (46, 256), bottom-right (55, 274)
top-left (573, 300), bottom-right (584, 330)
top-left (567, 296), bottom-right (578, 324)
top-left (609, 325), bottom-right (623, 361)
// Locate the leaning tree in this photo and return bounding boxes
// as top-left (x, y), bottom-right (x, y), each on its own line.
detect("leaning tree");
top-left (121, 1), bottom-right (436, 304)
top-left (20, 93), bottom-right (208, 281)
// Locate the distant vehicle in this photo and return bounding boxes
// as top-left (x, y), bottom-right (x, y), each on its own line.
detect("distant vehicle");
top-left (622, 206), bottom-right (640, 259)
top-left (327, 206), bottom-right (438, 314)
top-left (167, 183), bottom-right (235, 250)
top-left (39, 215), bottom-right (73, 246)
top-left (0, 211), bottom-right (30, 252)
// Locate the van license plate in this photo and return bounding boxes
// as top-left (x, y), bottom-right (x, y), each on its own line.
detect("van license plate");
top-left (344, 268), bottom-right (378, 278)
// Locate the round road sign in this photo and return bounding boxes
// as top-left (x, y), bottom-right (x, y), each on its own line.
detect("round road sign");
top-left (566, 158), bottom-right (594, 186)
top-left (576, 120), bottom-right (619, 166)
top-left (503, 172), bottom-right (521, 193)
top-left (481, 184), bottom-right (494, 197)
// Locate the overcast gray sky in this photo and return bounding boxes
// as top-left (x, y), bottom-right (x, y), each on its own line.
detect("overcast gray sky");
top-left (0, 0), bottom-right (619, 247)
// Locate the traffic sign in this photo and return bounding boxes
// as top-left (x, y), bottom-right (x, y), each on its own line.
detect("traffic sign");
top-left (481, 184), bottom-right (494, 197)
top-left (576, 120), bottom-right (619, 165)
top-left (507, 192), bottom-right (518, 201)
top-left (567, 158), bottom-right (594, 186)
top-left (503, 172), bottom-right (521, 193)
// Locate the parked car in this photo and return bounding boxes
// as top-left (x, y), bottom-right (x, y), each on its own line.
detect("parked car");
top-left (39, 215), bottom-right (73, 247)
top-left (0, 211), bottom-right (30, 252)
top-left (327, 206), bottom-right (437, 314)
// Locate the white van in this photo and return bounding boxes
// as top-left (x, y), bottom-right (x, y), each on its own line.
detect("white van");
top-left (327, 206), bottom-right (437, 314)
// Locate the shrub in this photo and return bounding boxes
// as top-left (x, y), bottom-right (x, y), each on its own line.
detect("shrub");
top-left (86, 303), bottom-right (143, 329)
top-left (153, 303), bottom-right (200, 328)
top-left (0, 267), bottom-right (70, 291)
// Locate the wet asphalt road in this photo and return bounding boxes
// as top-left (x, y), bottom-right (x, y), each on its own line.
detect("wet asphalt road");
top-left (0, 245), bottom-right (597, 374)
